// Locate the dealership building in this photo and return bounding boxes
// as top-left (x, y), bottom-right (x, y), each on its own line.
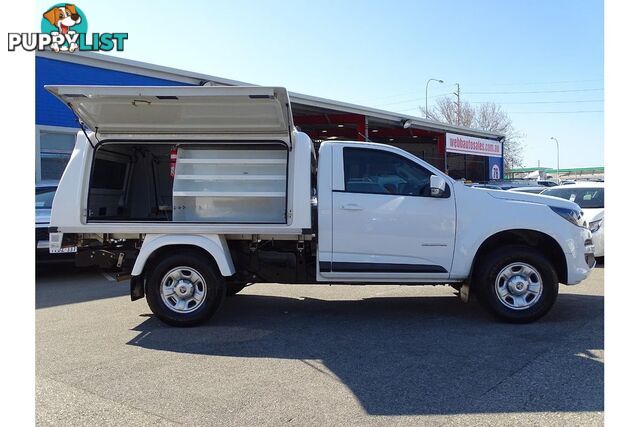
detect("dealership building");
top-left (36, 51), bottom-right (504, 183)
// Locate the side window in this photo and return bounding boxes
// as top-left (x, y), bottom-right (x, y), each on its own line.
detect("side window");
top-left (343, 147), bottom-right (433, 196)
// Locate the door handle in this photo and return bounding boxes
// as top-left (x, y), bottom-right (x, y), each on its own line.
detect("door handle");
top-left (341, 203), bottom-right (363, 211)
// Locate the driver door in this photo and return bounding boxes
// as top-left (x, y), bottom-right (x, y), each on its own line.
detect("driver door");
top-left (326, 145), bottom-right (455, 281)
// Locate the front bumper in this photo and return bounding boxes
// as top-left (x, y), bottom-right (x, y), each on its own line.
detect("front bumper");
top-left (564, 227), bottom-right (596, 285)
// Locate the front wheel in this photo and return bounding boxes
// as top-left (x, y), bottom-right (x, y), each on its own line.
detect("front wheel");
top-left (145, 252), bottom-right (226, 326)
top-left (474, 245), bottom-right (559, 323)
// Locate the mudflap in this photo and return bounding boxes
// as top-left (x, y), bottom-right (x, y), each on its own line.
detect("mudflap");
top-left (459, 282), bottom-right (470, 303)
top-left (130, 275), bottom-right (145, 301)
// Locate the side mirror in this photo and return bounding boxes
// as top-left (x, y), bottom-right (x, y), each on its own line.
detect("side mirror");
top-left (430, 175), bottom-right (447, 197)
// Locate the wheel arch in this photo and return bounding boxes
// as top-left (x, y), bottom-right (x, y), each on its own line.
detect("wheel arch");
top-left (470, 229), bottom-right (567, 285)
top-left (132, 234), bottom-right (235, 278)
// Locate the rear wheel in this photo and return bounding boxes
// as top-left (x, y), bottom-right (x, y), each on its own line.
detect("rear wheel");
top-left (145, 252), bottom-right (226, 326)
top-left (474, 245), bottom-right (558, 323)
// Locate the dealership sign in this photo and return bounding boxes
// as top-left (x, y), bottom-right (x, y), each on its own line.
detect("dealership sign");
top-left (445, 133), bottom-right (502, 157)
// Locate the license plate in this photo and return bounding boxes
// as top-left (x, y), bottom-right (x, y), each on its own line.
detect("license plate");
top-left (50, 246), bottom-right (77, 254)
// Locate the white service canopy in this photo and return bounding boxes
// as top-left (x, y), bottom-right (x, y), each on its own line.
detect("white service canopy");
top-left (45, 85), bottom-right (294, 145)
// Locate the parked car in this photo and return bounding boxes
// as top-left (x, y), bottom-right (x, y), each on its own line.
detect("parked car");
top-left (46, 85), bottom-right (595, 326)
top-left (36, 181), bottom-right (57, 252)
top-left (508, 186), bottom-right (547, 194)
top-left (36, 181), bottom-right (74, 262)
top-left (542, 182), bottom-right (604, 258)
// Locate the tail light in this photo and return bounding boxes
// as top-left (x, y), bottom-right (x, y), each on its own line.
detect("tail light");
top-left (169, 148), bottom-right (177, 178)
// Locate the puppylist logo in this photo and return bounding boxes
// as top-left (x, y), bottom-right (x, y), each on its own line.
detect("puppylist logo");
top-left (8, 4), bottom-right (127, 52)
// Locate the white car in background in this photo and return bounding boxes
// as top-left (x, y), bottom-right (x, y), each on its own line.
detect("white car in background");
top-left (542, 182), bottom-right (604, 258)
top-left (36, 181), bottom-right (75, 263)
top-left (36, 181), bottom-right (58, 253)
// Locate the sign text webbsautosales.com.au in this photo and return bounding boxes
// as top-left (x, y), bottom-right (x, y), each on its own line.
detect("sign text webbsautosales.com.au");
top-left (449, 136), bottom-right (501, 155)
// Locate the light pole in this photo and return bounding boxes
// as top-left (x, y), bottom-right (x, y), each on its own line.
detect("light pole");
top-left (550, 137), bottom-right (560, 183)
top-left (425, 78), bottom-right (444, 119)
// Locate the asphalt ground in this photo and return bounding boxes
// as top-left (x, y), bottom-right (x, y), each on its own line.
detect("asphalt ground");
top-left (36, 263), bottom-right (604, 426)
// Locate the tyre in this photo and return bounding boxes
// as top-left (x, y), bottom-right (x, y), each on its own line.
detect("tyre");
top-left (473, 245), bottom-right (558, 323)
top-left (226, 282), bottom-right (247, 297)
top-left (145, 251), bottom-right (226, 326)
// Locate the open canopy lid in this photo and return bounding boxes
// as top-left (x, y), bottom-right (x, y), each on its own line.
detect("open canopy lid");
top-left (45, 85), bottom-right (294, 143)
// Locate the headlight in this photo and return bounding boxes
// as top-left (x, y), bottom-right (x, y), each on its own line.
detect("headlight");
top-left (589, 218), bottom-right (603, 233)
top-left (550, 206), bottom-right (585, 228)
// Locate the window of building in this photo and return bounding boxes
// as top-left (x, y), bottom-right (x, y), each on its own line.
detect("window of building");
top-left (37, 128), bottom-right (77, 182)
top-left (446, 153), bottom-right (466, 180)
top-left (391, 140), bottom-right (445, 172)
top-left (446, 153), bottom-right (488, 182)
top-left (465, 155), bottom-right (488, 182)
top-left (343, 147), bottom-right (433, 196)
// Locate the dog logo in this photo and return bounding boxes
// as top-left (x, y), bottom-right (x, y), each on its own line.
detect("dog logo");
top-left (8, 3), bottom-right (126, 52)
top-left (41, 3), bottom-right (86, 52)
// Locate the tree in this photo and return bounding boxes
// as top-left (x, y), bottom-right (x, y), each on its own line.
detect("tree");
top-left (420, 98), bottom-right (524, 170)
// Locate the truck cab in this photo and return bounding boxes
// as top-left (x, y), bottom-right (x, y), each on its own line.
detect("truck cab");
top-left (47, 85), bottom-right (595, 326)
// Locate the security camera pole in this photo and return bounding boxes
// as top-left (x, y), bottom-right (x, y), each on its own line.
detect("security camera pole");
top-left (550, 137), bottom-right (560, 183)
top-left (425, 78), bottom-right (444, 119)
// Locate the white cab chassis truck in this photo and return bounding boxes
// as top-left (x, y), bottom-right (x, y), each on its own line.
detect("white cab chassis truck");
top-left (46, 85), bottom-right (595, 326)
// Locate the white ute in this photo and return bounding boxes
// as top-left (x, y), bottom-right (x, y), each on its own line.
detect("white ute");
top-left (46, 85), bottom-right (595, 326)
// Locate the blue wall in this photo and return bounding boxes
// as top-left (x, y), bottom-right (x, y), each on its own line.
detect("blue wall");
top-left (36, 56), bottom-right (193, 128)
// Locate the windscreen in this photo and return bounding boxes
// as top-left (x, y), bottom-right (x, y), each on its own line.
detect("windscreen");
top-left (543, 187), bottom-right (604, 209)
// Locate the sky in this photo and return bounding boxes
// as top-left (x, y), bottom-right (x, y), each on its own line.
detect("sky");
top-left (36, 0), bottom-right (604, 168)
